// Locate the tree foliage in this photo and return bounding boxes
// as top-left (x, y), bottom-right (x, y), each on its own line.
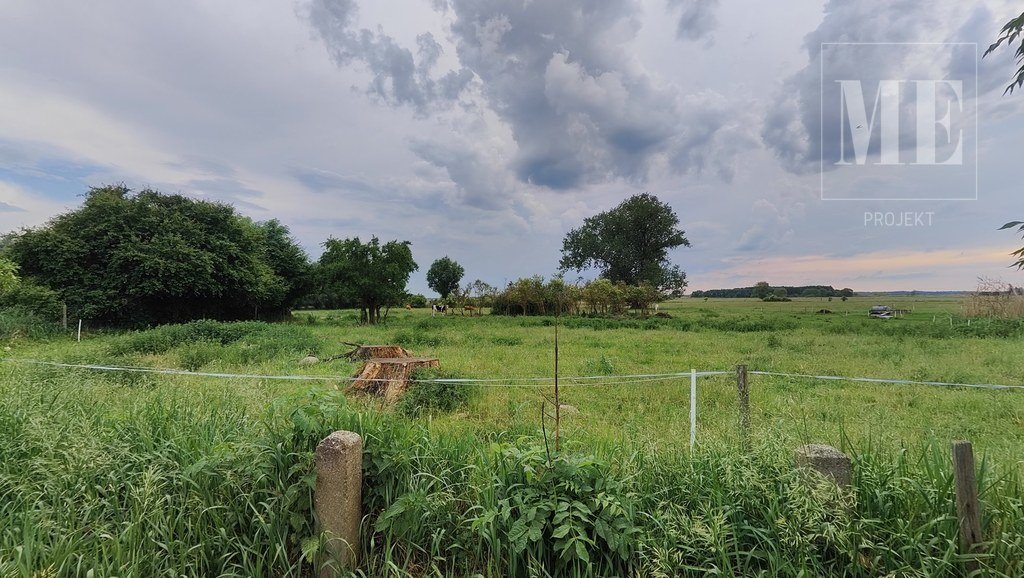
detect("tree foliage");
top-left (691, 285), bottom-right (851, 299)
top-left (318, 236), bottom-right (417, 324)
top-left (985, 11), bottom-right (1024, 95)
top-left (6, 185), bottom-right (310, 326)
top-left (426, 256), bottom-right (465, 300)
top-left (751, 281), bottom-right (771, 299)
top-left (0, 258), bottom-right (17, 295)
top-left (1000, 221), bottom-right (1024, 270)
top-left (492, 276), bottom-right (663, 316)
top-left (559, 193), bottom-right (690, 292)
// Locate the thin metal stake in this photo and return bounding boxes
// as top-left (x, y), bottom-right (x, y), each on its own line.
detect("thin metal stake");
top-left (690, 368), bottom-right (697, 450)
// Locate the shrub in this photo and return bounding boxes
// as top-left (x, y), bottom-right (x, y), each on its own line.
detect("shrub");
top-left (396, 369), bottom-right (475, 417)
top-left (475, 445), bottom-right (638, 574)
top-left (0, 281), bottom-right (61, 321)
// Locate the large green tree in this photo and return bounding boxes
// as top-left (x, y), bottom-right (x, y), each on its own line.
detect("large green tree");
top-left (318, 236), bottom-right (417, 324)
top-left (6, 185), bottom-right (309, 325)
top-left (426, 256), bottom-right (465, 300)
top-left (258, 219), bottom-right (313, 309)
top-left (559, 193), bottom-right (690, 291)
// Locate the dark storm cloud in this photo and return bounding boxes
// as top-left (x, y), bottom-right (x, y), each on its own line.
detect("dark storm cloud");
top-left (667, 0), bottom-right (719, 42)
top-left (306, 0), bottom-right (473, 115)
top-left (305, 0), bottom-right (750, 196)
top-left (442, 0), bottom-right (748, 189)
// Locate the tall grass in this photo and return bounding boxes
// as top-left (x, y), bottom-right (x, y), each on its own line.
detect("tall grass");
top-left (4, 363), bottom-right (1024, 577)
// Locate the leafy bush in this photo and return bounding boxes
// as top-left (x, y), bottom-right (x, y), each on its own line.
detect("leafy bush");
top-left (476, 445), bottom-right (638, 573)
top-left (396, 369), bottom-right (474, 417)
top-left (0, 281), bottom-right (61, 320)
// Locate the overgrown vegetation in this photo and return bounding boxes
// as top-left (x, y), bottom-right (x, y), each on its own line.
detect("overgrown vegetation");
top-left (396, 368), bottom-right (475, 417)
top-left (5, 186), bottom-right (311, 326)
top-left (492, 277), bottom-right (663, 316)
top-left (4, 365), bottom-right (1024, 577)
top-left (4, 297), bottom-right (1024, 576)
top-left (0, 257), bottom-right (62, 339)
top-left (107, 319), bottom-right (322, 368)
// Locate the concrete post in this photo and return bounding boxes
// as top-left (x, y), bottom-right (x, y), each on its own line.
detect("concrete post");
top-left (314, 431), bottom-right (363, 577)
top-left (794, 444), bottom-right (852, 487)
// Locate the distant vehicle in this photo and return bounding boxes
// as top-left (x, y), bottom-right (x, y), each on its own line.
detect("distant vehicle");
top-left (869, 305), bottom-right (893, 318)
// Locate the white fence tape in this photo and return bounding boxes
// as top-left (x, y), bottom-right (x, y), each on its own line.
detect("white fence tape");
top-left (749, 370), bottom-right (1024, 391)
top-left (1, 358), bottom-right (1019, 391)
top-left (0, 358), bottom-right (725, 387)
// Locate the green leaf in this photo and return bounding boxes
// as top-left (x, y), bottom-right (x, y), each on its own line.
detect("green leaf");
top-left (574, 540), bottom-right (590, 563)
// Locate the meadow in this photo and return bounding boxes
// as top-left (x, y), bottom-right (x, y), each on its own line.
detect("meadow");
top-left (2, 295), bottom-right (1024, 576)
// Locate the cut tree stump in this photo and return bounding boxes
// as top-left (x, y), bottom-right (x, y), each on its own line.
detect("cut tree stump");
top-left (350, 357), bottom-right (439, 402)
top-left (345, 344), bottom-right (413, 361)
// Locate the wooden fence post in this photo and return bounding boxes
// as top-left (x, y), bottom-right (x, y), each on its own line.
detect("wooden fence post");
top-left (315, 431), bottom-right (363, 577)
top-left (736, 364), bottom-right (749, 448)
top-left (952, 440), bottom-right (983, 573)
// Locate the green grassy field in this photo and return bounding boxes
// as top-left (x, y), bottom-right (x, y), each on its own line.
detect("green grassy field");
top-left (15, 295), bottom-right (1019, 457)
top-left (3, 295), bottom-right (1024, 576)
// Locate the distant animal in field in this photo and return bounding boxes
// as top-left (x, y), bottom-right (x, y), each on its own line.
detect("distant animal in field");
top-left (463, 305), bottom-right (478, 316)
top-left (431, 304), bottom-right (448, 316)
top-left (405, 304), bottom-right (412, 310)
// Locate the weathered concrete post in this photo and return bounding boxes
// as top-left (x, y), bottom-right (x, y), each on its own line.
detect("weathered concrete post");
top-left (794, 444), bottom-right (852, 487)
top-left (314, 431), bottom-right (363, 577)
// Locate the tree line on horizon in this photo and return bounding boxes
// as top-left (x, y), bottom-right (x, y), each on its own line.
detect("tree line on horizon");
top-left (0, 186), bottom-right (692, 327)
top-left (691, 283), bottom-right (855, 299)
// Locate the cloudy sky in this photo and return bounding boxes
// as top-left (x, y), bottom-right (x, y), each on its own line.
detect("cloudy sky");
top-left (2, 0), bottom-right (1023, 293)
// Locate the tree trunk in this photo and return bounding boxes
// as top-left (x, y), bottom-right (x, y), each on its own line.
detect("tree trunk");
top-left (350, 357), bottom-right (440, 402)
